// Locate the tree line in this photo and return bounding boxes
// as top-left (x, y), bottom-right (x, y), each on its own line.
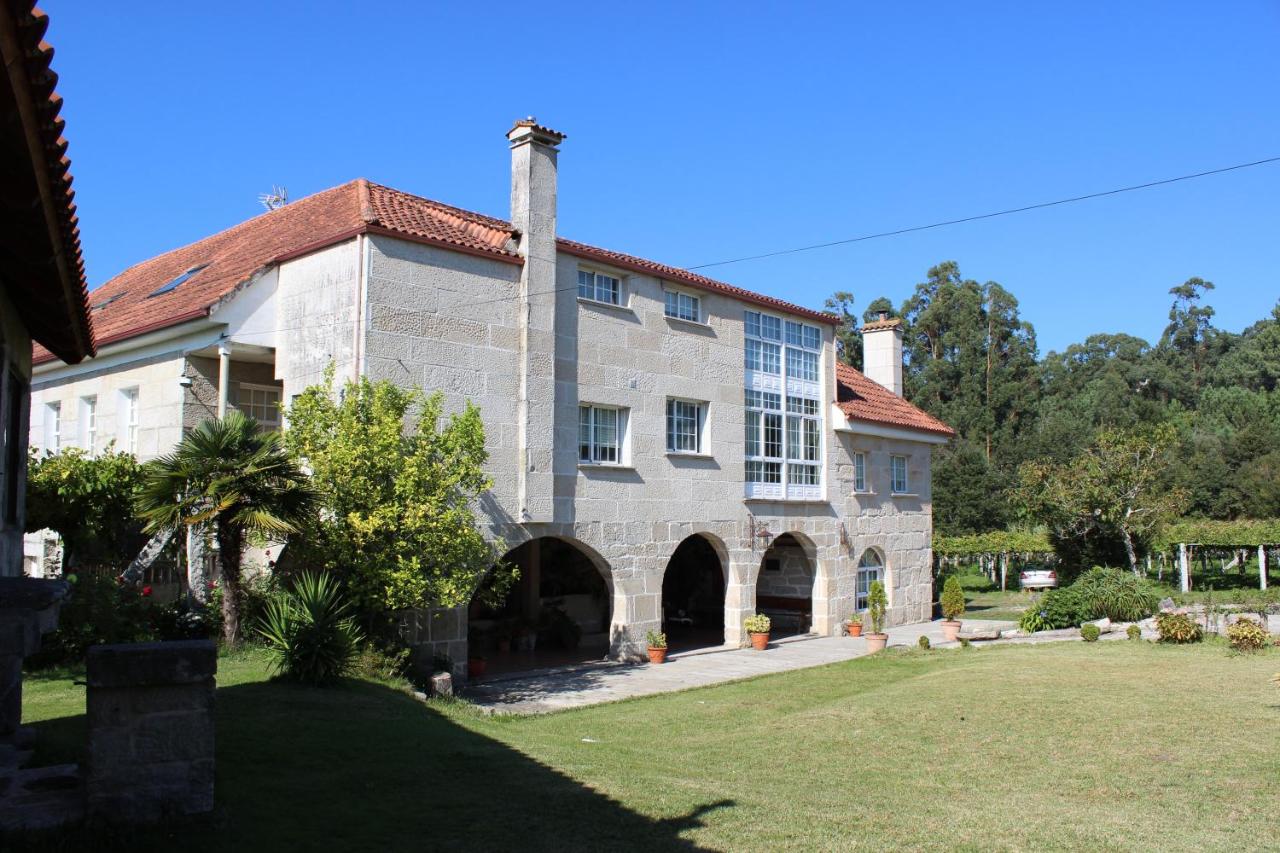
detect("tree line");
top-left (829, 263), bottom-right (1280, 571)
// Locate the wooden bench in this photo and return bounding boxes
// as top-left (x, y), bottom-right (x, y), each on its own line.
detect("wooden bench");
top-left (756, 595), bottom-right (812, 633)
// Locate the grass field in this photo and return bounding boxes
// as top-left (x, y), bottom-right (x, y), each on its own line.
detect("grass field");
top-left (15, 640), bottom-right (1280, 852)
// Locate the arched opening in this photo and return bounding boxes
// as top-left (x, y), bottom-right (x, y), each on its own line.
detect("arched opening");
top-left (469, 537), bottom-right (612, 677)
top-left (661, 534), bottom-right (727, 651)
top-left (856, 548), bottom-right (886, 613)
top-left (756, 532), bottom-right (817, 637)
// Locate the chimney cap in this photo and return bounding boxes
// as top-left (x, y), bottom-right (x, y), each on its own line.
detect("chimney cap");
top-left (862, 314), bottom-right (903, 332)
top-left (507, 117), bottom-right (566, 147)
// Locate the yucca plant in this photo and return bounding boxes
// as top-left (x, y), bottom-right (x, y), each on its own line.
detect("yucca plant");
top-left (258, 571), bottom-right (363, 686)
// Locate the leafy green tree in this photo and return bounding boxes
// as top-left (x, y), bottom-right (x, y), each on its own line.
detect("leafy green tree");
top-left (25, 446), bottom-right (147, 571)
top-left (1017, 424), bottom-right (1187, 575)
top-left (1212, 301), bottom-right (1280, 392)
top-left (136, 411), bottom-right (314, 643)
top-left (1158, 277), bottom-right (1229, 401)
top-left (931, 440), bottom-right (1011, 535)
top-left (899, 262), bottom-right (1038, 465)
top-left (825, 292), bottom-right (893, 370)
top-left (282, 371), bottom-right (515, 633)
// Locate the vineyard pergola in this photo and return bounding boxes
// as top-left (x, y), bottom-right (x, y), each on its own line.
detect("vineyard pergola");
top-left (932, 531), bottom-right (1054, 591)
top-left (1152, 520), bottom-right (1280, 593)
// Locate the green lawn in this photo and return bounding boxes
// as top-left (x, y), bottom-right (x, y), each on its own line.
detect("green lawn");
top-left (16, 641), bottom-right (1280, 852)
top-left (956, 571), bottom-right (1041, 622)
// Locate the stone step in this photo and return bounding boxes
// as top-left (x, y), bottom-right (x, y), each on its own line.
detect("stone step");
top-left (0, 763), bottom-right (85, 831)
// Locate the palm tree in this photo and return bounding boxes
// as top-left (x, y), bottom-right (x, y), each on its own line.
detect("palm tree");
top-left (136, 410), bottom-right (314, 643)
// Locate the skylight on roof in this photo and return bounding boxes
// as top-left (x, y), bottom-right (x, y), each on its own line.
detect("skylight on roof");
top-left (90, 292), bottom-right (126, 311)
top-left (148, 264), bottom-right (209, 298)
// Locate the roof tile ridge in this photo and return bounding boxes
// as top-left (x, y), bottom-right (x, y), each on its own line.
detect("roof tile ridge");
top-left (356, 178), bottom-right (377, 225)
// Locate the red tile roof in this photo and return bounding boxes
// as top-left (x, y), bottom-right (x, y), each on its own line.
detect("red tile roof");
top-left (835, 362), bottom-right (954, 437)
top-left (3, 1), bottom-right (94, 362)
top-left (35, 180), bottom-right (837, 363)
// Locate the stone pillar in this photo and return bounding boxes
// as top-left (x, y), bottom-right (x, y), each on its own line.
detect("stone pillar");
top-left (724, 552), bottom-right (757, 647)
top-left (216, 343), bottom-right (231, 419)
top-left (1179, 543), bottom-right (1190, 593)
top-left (85, 640), bottom-right (216, 822)
top-left (0, 578), bottom-right (69, 736)
top-left (1260, 545), bottom-right (1268, 591)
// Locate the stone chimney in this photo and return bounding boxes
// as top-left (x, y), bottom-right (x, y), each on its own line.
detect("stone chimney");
top-left (862, 311), bottom-right (904, 395)
top-left (507, 118), bottom-right (565, 522)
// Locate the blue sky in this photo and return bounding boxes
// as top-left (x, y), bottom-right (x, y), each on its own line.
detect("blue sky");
top-left (46, 1), bottom-right (1279, 354)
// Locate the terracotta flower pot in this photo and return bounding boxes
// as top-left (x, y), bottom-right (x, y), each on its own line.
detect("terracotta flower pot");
top-left (647, 647), bottom-right (668, 664)
top-left (864, 633), bottom-right (888, 653)
top-left (846, 622), bottom-right (863, 638)
top-left (940, 620), bottom-right (962, 642)
top-left (750, 631), bottom-right (770, 650)
top-left (468, 657), bottom-right (487, 679)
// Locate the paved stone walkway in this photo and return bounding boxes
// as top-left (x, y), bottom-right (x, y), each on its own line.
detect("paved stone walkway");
top-left (466, 619), bottom-right (1015, 714)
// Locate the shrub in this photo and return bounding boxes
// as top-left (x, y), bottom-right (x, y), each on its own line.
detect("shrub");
top-left (1126, 624), bottom-right (1142, 641)
top-left (1018, 605), bottom-right (1050, 634)
top-left (1226, 618), bottom-right (1269, 653)
top-left (353, 644), bottom-right (411, 681)
top-left (917, 635), bottom-right (931, 650)
top-left (744, 613), bottom-right (771, 634)
top-left (1155, 612), bottom-right (1202, 644)
top-left (940, 576), bottom-right (966, 622)
top-left (1039, 586), bottom-right (1086, 629)
top-left (27, 570), bottom-right (155, 668)
top-left (151, 595), bottom-right (220, 642)
top-left (1071, 567), bottom-right (1159, 622)
top-left (1080, 624), bottom-right (1101, 642)
top-left (867, 580), bottom-right (888, 634)
top-left (646, 630), bottom-right (667, 649)
top-left (258, 571), bottom-right (363, 686)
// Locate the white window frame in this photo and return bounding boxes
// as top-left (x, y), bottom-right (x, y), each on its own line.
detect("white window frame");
top-left (579, 404), bottom-right (628, 465)
top-left (853, 451), bottom-right (867, 493)
top-left (745, 310), bottom-right (824, 499)
top-left (44, 401), bottom-right (61, 452)
top-left (118, 387), bottom-right (139, 454)
top-left (238, 383), bottom-right (282, 429)
top-left (577, 268), bottom-right (623, 306)
top-left (666, 398), bottom-right (707, 454)
top-left (856, 551), bottom-right (885, 611)
top-left (890, 454), bottom-right (909, 494)
top-left (664, 288), bottom-right (701, 323)
top-left (79, 395), bottom-right (97, 454)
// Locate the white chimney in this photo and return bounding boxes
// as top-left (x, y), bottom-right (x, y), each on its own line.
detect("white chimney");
top-left (862, 311), bottom-right (904, 395)
top-left (506, 118), bottom-right (565, 522)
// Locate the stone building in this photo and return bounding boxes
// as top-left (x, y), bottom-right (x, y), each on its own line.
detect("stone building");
top-left (28, 119), bottom-right (952, 663)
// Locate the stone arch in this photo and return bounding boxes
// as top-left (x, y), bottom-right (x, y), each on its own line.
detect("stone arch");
top-left (660, 532), bottom-right (730, 651)
top-left (468, 535), bottom-right (614, 675)
top-left (755, 531), bottom-right (822, 637)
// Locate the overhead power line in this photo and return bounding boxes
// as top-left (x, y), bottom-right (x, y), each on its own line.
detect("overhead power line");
top-left (685, 155), bottom-right (1280, 271)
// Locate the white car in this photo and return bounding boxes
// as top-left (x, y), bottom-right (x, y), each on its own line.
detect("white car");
top-left (1019, 568), bottom-right (1058, 590)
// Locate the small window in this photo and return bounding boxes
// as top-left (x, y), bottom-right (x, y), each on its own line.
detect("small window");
top-left (853, 451), bottom-right (867, 492)
top-left (786, 347), bottom-right (819, 382)
top-left (786, 396), bottom-right (819, 416)
top-left (148, 264), bottom-right (208, 298)
top-left (890, 455), bottom-right (909, 494)
top-left (238, 384), bottom-right (282, 429)
top-left (745, 460), bottom-right (782, 484)
top-left (664, 290), bottom-right (701, 323)
top-left (90, 292), bottom-right (126, 311)
top-left (119, 388), bottom-right (139, 453)
top-left (745, 339), bottom-right (781, 374)
top-left (44, 401), bottom-right (61, 452)
top-left (80, 396), bottom-right (97, 453)
top-left (579, 405), bottom-right (627, 464)
top-left (666, 399), bottom-right (707, 454)
top-left (745, 389), bottom-right (781, 411)
top-left (577, 269), bottom-right (621, 305)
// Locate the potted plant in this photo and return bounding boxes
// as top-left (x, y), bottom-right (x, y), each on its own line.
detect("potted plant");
top-left (864, 580), bottom-right (888, 653)
top-left (646, 630), bottom-right (668, 664)
top-left (939, 575), bottom-right (965, 642)
top-left (467, 655), bottom-right (487, 679)
top-left (846, 614), bottom-right (863, 638)
top-left (745, 613), bottom-right (771, 650)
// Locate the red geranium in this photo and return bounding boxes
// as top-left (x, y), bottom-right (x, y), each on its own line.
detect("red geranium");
top-left (141, 585), bottom-right (153, 597)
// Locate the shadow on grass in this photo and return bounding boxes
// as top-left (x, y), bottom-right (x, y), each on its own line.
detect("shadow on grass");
top-left (11, 677), bottom-right (732, 852)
